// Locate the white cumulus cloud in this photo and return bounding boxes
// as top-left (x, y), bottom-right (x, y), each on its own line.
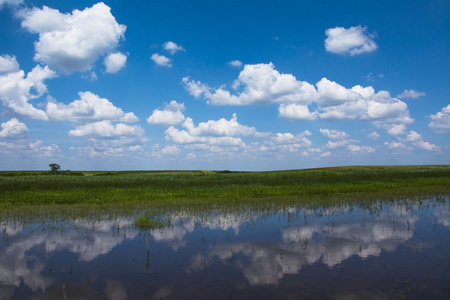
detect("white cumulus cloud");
top-left (0, 64), bottom-right (56, 120)
top-left (325, 25), bottom-right (377, 56)
top-left (0, 54), bottom-right (20, 74)
top-left (20, 3), bottom-right (126, 74)
top-left (368, 131), bottom-right (380, 140)
top-left (147, 101), bottom-right (186, 126)
top-left (396, 89), bottom-right (426, 99)
top-left (151, 53), bottom-right (172, 67)
top-left (228, 60), bottom-right (243, 68)
top-left (319, 128), bottom-right (349, 140)
top-left (183, 63), bottom-right (318, 105)
top-left (183, 63), bottom-right (413, 133)
top-left (384, 141), bottom-right (406, 149)
top-left (68, 120), bottom-right (144, 137)
top-left (386, 124), bottom-right (407, 136)
top-left (46, 91), bottom-right (138, 123)
top-left (163, 41), bottom-right (185, 55)
top-left (278, 103), bottom-right (318, 121)
top-left (104, 52), bottom-right (127, 73)
top-left (428, 104), bottom-right (450, 133)
top-left (182, 113), bottom-right (264, 137)
top-left (161, 144), bottom-right (181, 155)
top-left (0, 118), bottom-right (28, 138)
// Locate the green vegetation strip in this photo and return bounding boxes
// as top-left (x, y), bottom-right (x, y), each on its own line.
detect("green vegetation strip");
top-left (1, 166), bottom-right (449, 214)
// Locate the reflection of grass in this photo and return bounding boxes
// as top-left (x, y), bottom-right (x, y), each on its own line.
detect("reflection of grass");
top-left (133, 215), bottom-right (169, 230)
top-left (0, 166), bottom-right (448, 214)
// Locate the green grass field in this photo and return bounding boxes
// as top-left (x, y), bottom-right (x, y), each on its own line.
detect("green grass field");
top-left (1, 165), bottom-right (449, 206)
top-left (1, 165), bottom-right (448, 224)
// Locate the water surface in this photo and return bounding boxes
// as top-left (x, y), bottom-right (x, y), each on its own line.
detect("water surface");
top-left (1, 199), bottom-right (449, 299)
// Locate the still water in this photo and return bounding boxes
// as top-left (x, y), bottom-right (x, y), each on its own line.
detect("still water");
top-left (1, 199), bottom-right (449, 299)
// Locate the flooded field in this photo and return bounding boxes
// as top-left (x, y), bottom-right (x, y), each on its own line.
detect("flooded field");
top-left (1, 198), bottom-right (449, 300)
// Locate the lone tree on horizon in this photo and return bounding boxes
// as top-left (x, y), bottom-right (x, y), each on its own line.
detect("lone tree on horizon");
top-left (49, 163), bottom-right (61, 172)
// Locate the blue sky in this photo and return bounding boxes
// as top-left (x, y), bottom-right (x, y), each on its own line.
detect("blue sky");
top-left (0, 0), bottom-right (449, 171)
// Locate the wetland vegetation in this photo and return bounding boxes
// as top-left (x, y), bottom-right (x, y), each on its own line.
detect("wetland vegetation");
top-left (0, 165), bottom-right (449, 299)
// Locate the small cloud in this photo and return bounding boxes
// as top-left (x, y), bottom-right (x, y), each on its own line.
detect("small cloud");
top-left (147, 101), bottom-right (186, 126)
top-left (163, 41), bottom-right (185, 55)
top-left (364, 72), bottom-right (374, 82)
top-left (161, 145), bottom-right (181, 155)
top-left (0, 118), bottom-right (28, 138)
top-left (0, 54), bottom-right (20, 74)
top-left (228, 60), bottom-right (243, 68)
top-left (320, 128), bottom-right (349, 140)
top-left (273, 36), bottom-right (279, 41)
top-left (104, 52), bottom-right (127, 73)
top-left (396, 89), bottom-right (426, 99)
top-left (82, 71), bottom-right (98, 81)
top-left (325, 25), bottom-right (377, 56)
top-left (384, 141), bottom-right (406, 149)
top-left (320, 151), bottom-right (331, 157)
top-left (151, 53), bottom-right (172, 67)
top-left (386, 124), bottom-right (406, 136)
top-left (368, 131), bottom-right (380, 140)
top-left (428, 104), bottom-right (450, 133)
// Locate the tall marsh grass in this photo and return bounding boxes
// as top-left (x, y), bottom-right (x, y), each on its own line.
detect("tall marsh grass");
top-left (1, 166), bottom-right (448, 213)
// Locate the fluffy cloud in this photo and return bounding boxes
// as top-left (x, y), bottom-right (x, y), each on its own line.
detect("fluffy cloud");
top-left (46, 91), bottom-right (138, 123)
top-left (0, 118), bottom-right (28, 138)
top-left (0, 54), bottom-right (19, 74)
top-left (262, 132), bottom-right (312, 153)
top-left (368, 131), bottom-right (380, 140)
top-left (325, 25), bottom-right (377, 56)
top-left (347, 144), bottom-right (375, 153)
top-left (161, 144), bottom-right (181, 155)
top-left (404, 131), bottom-right (441, 152)
top-left (264, 131), bottom-right (311, 145)
top-left (228, 60), bottom-right (243, 68)
top-left (183, 63), bottom-right (413, 132)
top-left (319, 128), bottom-right (349, 140)
top-left (428, 104), bottom-right (450, 133)
top-left (384, 141), bottom-right (406, 149)
top-left (104, 52), bottom-right (127, 73)
top-left (20, 3), bottom-right (126, 74)
top-left (326, 140), bottom-right (349, 149)
top-left (405, 130), bottom-right (421, 142)
top-left (182, 113), bottom-right (264, 137)
top-left (316, 78), bottom-right (412, 125)
top-left (163, 41), bottom-right (185, 55)
top-left (68, 120), bottom-right (144, 137)
top-left (396, 89), bottom-right (426, 99)
top-left (0, 64), bottom-right (56, 120)
top-left (0, 139), bottom-right (61, 158)
top-left (278, 104), bottom-right (318, 121)
top-left (151, 53), bottom-right (172, 67)
top-left (183, 63), bottom-right (318, 105)
top-left (163, 114), bottom-right (258, 148)
top-left (413, 140), bottom-right (441, 151)
top-left (165, 126), bottom-right (244, 146)
top-left (147, 101), bottom-right (186, 126)
top-left (386, 124), bottom-right (406, 136)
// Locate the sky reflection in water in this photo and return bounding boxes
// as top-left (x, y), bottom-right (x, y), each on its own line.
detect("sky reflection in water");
top-left (1, 200), bottom-right (449, 300)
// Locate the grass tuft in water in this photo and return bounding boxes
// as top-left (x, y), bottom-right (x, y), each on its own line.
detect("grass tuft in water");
top-left (133, 215), bottom-right (169, 230)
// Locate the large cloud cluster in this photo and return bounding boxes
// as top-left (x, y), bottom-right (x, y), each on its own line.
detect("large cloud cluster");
top-left (20, 2), bottom-right (127, 74)
top-left (0, 55), bottom-right (55, 120)
top-left (183, 63), bottom-right (413, 133)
